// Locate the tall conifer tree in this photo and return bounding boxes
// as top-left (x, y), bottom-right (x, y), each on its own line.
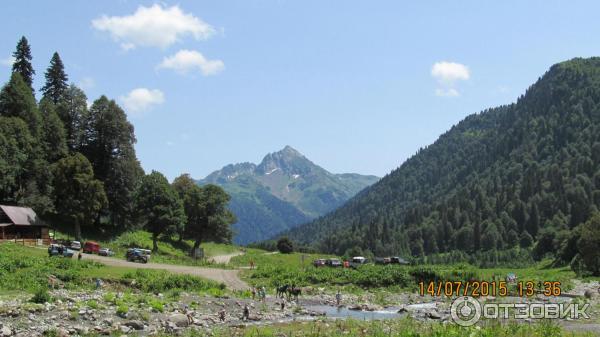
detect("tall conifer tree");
top-left (41, 52), bottom-right (68, 103)
top-left (12, 36), bottom-right (35, 93)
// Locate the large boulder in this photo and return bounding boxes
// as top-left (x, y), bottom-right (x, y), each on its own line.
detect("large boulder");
top-left (169, 314), bottom-right (190, 328)
top-left (0, 325), bottom-right (12, 337)
top-left (124, 320), bottom-right (145, 330)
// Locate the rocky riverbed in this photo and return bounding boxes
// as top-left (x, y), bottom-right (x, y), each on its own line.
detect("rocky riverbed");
top-left (0, 284), bottom-right (598, 336)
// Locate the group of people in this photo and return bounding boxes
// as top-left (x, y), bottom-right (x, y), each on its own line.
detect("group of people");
top-left (214, 288), bottom-right (343, 322)
top-left (251, 286), bottom-right (267, 301)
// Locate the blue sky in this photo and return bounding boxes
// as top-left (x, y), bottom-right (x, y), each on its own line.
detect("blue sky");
top-left (1, 1), bottom-right (599, 180)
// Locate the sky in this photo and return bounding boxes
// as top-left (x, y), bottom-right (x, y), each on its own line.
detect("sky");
top-left (1, 0), bottom-right (599, 181)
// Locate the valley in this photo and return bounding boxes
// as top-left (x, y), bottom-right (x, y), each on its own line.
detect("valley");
top-left (1, 4), bottom-right (600, 336)
top-left (197, 146), bottom-right (379, 244)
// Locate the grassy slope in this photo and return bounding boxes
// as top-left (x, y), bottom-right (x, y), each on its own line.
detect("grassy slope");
top-left (231, 250), bottom-right (583, 293)
top-left (52, 230), bottom-right (241, 267)
top-left (0, 243), bottom-right (225, 294)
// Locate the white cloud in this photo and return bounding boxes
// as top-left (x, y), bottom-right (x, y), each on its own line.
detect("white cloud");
top-left (120, 88), bottom-right (165, 114)
top-left (158, 49), bottom-right (224, 76)
top-left (0, 56), bottom-right (15, 66)
top-left (431, 61), bottom-right (470, 97)
top-left (78, 77), bottom-right (95, 90)
top-left (92, 4), bottom-right (215, 50)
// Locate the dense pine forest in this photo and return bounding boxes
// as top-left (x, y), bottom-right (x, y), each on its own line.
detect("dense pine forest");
top-left (0, 37), bottom-right (235, 254)
top-left (286, 58), bottom-right (600, 274)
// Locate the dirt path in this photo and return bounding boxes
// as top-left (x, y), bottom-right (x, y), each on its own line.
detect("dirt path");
top-left (209, 251), bottom-right (245, 264)
top-left (81, 254), bottom-right (249, 291)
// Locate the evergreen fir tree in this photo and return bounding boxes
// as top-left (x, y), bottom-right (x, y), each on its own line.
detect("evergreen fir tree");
top-left (41, 52), bottom-right (68, 103)
top-left (11, 36), bottom-right (35, 93)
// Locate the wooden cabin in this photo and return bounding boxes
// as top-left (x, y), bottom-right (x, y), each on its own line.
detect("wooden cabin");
top-left (0, 205), bottom-right (50, 245)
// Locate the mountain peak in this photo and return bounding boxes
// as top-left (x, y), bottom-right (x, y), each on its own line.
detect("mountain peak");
top-left (280, 145), bottom-right (301, 155)
top-left (257, 146), bottom-right (313, 175)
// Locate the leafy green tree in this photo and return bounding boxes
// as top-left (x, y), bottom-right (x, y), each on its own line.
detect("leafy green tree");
top-left (11, 36), bottom-right (35, 93)
top-left (172, 174), bottom-right (198, 242)
top-left (177, 181), bottom-right (236, 258)
top-left (577, 213), bottom-right (600, 275)
top-left (277, 237), bottom-right (294, 254)
top-left (52, 153), bottom-right (107, 241)
top-left (135, 171), bottom-right (186, 252)
top-left (0, 73), bottom-right (42, 138)
top-left (41, 52), bottom-right (68, 103)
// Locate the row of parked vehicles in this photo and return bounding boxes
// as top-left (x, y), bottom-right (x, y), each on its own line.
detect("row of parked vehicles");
top-left (49, 240), bottom-right (115, 257)
top-left (48, 239), bottom-right (151, 264)
top-left (313, 256), bottom-right (410, 268)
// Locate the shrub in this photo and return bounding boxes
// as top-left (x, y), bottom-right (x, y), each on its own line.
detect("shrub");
top-left (103, 292), bottom-right (116, 303)
top-left (277, 237), bottom-right (294, 254)
top-left (31, 288), bottom-right (51, 304)
top-left (148, 298), bottom-right (165, 313)
top-left (116, 304), bottom-right (129, 317)
top-left (87, 300), bottom-right (98, 309)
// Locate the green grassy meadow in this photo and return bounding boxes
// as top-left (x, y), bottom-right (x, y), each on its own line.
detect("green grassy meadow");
top-left (0, 243), bottom-right (225, 295)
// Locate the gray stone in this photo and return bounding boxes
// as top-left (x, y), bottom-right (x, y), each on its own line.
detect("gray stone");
top-left (124, 320), bottom-right (145, 330)
top-left (584, 289), bottom-right (595, 299)
top-left (169, 314), bottom-right (190, 327)
top-left (427, 311), bottom-right (442, 319)
top-left (0, 326), bottom-right (12, 337)
top-left (397, 306), bottom-right (408, 313)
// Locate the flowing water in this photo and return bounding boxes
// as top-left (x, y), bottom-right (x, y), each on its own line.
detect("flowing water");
top-left (303, 302), bottom-right (438, 320)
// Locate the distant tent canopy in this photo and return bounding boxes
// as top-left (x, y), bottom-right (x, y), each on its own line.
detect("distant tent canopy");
top-left (0, 205), bottom-right (50, 245)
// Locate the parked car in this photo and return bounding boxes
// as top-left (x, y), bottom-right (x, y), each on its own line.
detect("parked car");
top-left (326, 258), bottom-right (343, 267)
top-left (375, 257), bottom-right (392, 264)
top-left (70, 241), bottom-right (81, 251)
top-left (390, 256), bottom-right (410, 265)
top-left (83, 241), bottom-right (101, 254)
top-left (63, 248), bottom-right (75, 257)
top-left (98, 248), bottom-right (115, 256)
top-left (313, 258), bottom-right (326, 267)
top-left (350, 256), bottom-right (368, 268)
top-left (48, 244), bottom-right (62, 257)
top-left (126, 248), bottom-right (150, 263)
top-left (48, 244), bottom-right (75, 257)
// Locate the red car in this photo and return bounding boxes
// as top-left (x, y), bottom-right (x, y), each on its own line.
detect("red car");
top-left (82, 241), bottom-right (100, 254)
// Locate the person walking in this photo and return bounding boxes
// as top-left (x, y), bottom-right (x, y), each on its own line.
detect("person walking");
top-left (242, 305), bottom-right (250, 321)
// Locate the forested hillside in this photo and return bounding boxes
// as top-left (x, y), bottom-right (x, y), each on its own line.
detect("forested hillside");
top-left (286, 58), bottom-right (600, 271)
top-left (0, 37), bottom-right (235, 253)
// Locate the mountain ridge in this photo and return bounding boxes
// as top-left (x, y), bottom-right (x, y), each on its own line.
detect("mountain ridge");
top-left (283, 58), bottom-right (600, 264)
top-left (197, 146), bottom-right (379, 244)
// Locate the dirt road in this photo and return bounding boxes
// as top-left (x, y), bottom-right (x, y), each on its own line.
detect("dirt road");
top-left (208, 251), bottom-right (245, 264)
top-left (82, 254), bottom-right (249, 291)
